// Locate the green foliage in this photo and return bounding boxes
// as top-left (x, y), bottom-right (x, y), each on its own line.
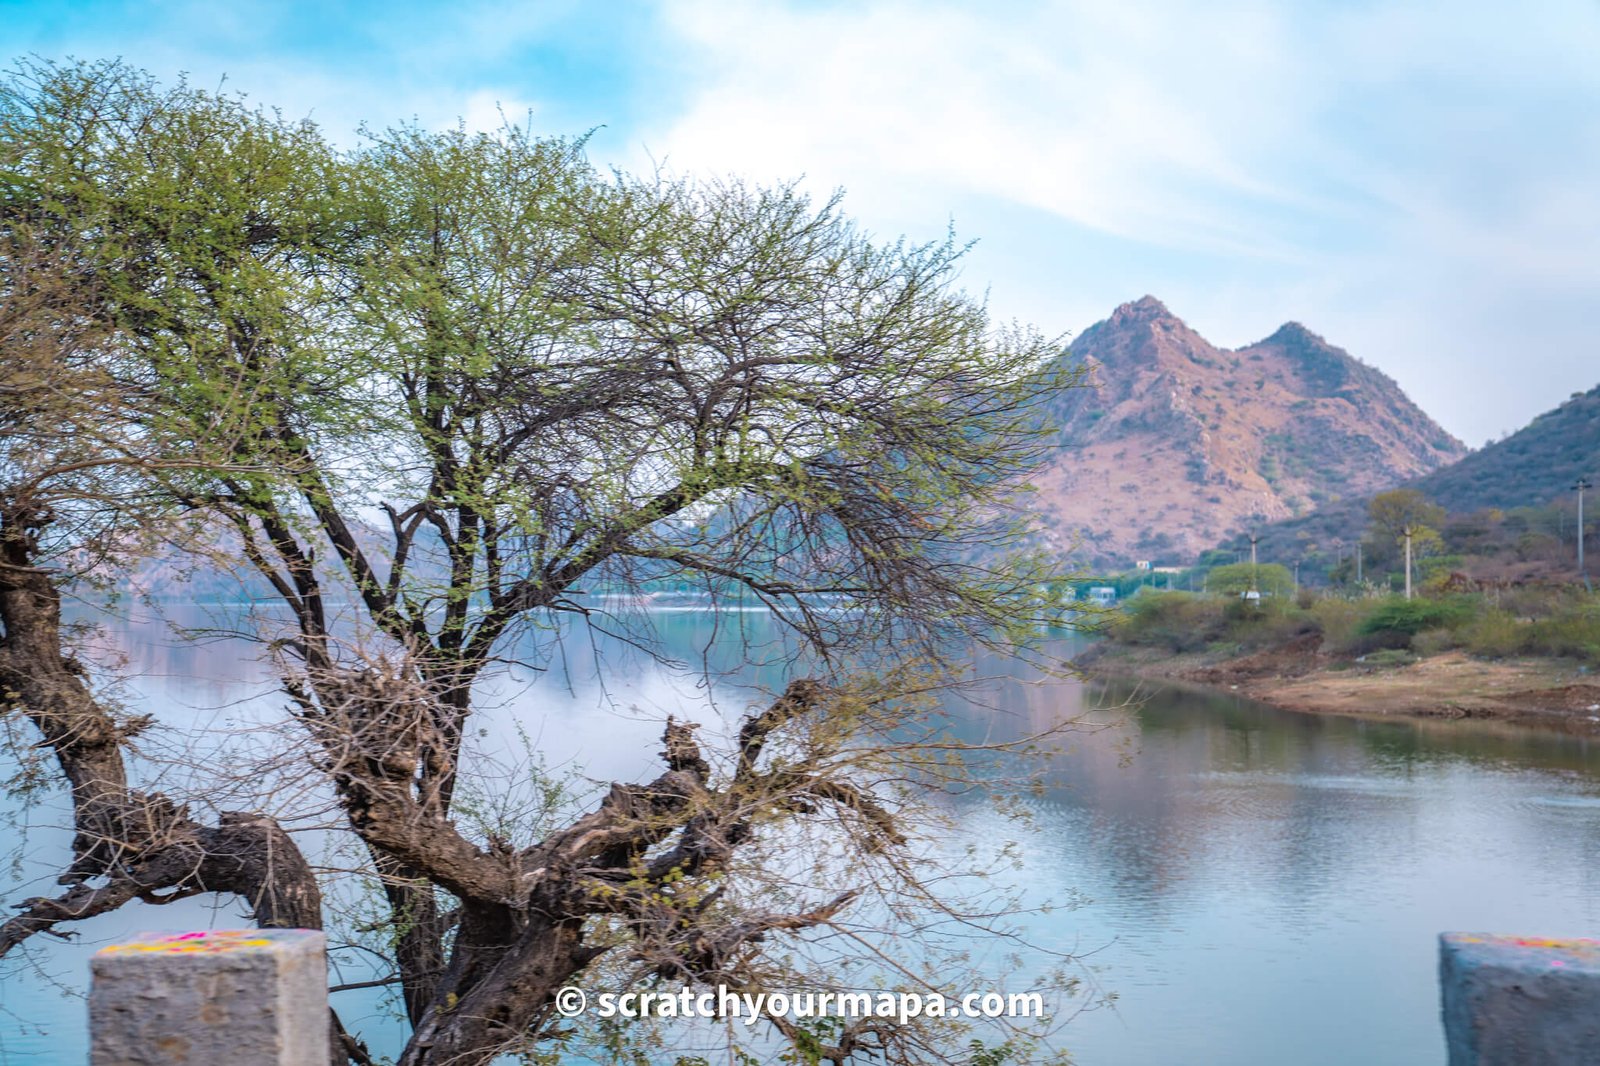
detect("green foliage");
top-left (966, 1040), bottom-right (1021, 1066)
top-left (1221, 595), bottom-right (1323, 650)
top-left (2, 57), bottom-right (1098, 1066)
top-left (1526, 605), bottom-right (1600, 664)
top-left (1204, 561), bottom-right (1293, 597)
top-left (1356, 597), bottom-right (1474, 643)
top-left (5, 56), bottom-right (1087, 664)
top-left (1461, 609), bottom-right (1526, 658)
top-left (1110, 565), bottom-right (1600, 669)
top-left (1417, 554), bottom-right (1466, 587)
top-left (1309, 596), bottom-right (1364, 654)
top-left (1196, 377), bottom-right (1600, 586)
top-left (1497, 585), bottom-right (1571, 621)
top-left (1113, 590), bottom-right (1321, 653)
top-left (1113, 591), bottom-right (1227, 652)
top-left (1368, 489), bottom-right (1445, 543)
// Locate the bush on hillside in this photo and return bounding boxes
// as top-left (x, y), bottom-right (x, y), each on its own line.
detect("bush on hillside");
top-left (1495, 586), bottom-right (1582, 621)
top-left (1309, 597), bottom-right (1364, 654)
top-left (1461, 609), bottom-right (1526, 658)
top-left (1112, 585), bottom-right (1600, 666)
top-left (1356, 597), bottom-right (1474, 645)
top-left (1526, 605), bottom-right (1600, 664)
top-left (1222, 596), bottom-right (1323, 651)
top-left (1113, 591), bottom-right (1228, 652)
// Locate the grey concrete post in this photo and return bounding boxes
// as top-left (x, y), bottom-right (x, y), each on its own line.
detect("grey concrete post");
top-left (1440, 932), bottom-right (1600, 1065)
top-left (90, 929), bottom-right (327, 1065)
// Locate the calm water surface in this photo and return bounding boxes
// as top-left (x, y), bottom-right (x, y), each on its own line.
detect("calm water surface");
top-left (3, 608), bottom-right (1600, 1064)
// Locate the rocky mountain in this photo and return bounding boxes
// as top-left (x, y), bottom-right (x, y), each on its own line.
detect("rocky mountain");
top-left (1027, 296), bottom-right (1466, 567)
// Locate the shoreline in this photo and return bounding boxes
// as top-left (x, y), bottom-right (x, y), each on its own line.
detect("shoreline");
top-left (1075, 641), bottom-right (1600, 734)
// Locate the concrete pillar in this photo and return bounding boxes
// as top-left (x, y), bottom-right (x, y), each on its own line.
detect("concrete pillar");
top-left (90, 929), bottom-right (327, 1065)
top-left (1440, 932), bottom-right (1600, 1065)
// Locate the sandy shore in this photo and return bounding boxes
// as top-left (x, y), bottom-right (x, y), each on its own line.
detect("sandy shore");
top-left (1077, 642), bottom-right (1600, 733)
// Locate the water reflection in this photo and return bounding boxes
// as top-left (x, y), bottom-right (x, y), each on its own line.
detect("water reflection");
top-left (994, 679), bottom-right (1600, 1066)
top-left (4, 610), bottom-right (1600, 1065)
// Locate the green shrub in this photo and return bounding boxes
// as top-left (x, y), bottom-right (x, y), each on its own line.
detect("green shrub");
top-left (1223, 596), bottom-right (1322, 651)
top-left (1115, 587), bottom-right (1600, 666)
top-left (1310, 598), bottom-right (1363, 654)
top-left (1462, 609), bottom-right (1526, 658)
top-left (1526, 605), bottom-right (1600, 664)
top-left (1112, 591), bottom-right (1228, 652)
top-left (1496, 586), bottom-right (1569, 621)
top-left (1417, 554), bottom-right (1466, 585)
top-left (1357, 597), bottom-right (1474, 641)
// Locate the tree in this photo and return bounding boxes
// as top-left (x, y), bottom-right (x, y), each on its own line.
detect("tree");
top-left (0, 61), bottom-right (1088, 1065)
top-left (0, 58), bottom-right (368, 1058)
top-left (1367, 490), bottom-right (1445, 601)
top-left (1201, 562), bottom-right (1293, 598)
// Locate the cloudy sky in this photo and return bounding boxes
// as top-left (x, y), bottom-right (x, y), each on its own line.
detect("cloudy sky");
top-left (4, 0), bottom-right (1597, 447)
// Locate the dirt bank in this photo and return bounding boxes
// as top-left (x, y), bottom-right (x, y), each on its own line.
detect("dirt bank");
top-left (1076, 641), bottom-right (1600, 734)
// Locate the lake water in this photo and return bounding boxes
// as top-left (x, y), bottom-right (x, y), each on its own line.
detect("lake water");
top-left (3, 608), bottom-right (1600, 1064)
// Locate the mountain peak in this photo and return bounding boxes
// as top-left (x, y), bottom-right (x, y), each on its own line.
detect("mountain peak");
top-left (1263, 321), bottom-right (1325, 346)
top-left (1109, 294), bottom-right (1175, 324)
top-left (1071, 295), bottom-right (1198, 368)
top-left (1026, 298), bottom-right (1467, 568)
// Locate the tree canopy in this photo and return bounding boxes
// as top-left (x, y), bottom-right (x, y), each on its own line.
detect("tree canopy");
top-left (1368, 489), bottom-right (1445, 543)
top-left (1204, 561), bottom-right (1293, 598)
top-left (0, 59), bottom-right (1088, 1065)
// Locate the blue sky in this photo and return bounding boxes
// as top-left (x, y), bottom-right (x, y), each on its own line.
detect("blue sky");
top-left (4, 0), bottom-right (1597, 447)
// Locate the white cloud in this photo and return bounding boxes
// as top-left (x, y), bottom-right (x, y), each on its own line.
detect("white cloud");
top-left (1, 0), bottom-right (559, 142)
top-left (7, 0), bottom-right (1597, 445)
top-left (644, 1), bottom-right (1337, 250)
top-left (628, 0), bottom-right (1600, 446)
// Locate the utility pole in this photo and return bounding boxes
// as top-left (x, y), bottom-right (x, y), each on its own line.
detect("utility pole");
top-left (1249, 532), bottom-right (1260, 595)
top-left (1579, 477), bottom-right (1591, 587)
top-left (1402, 524), bottom-right (1414, 601)
top-left (1356, 542), bottom-right (1363, 585)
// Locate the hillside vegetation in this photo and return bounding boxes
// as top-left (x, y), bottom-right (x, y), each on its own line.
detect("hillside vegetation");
top-left (1220, 385), bottom-right (1600, 581)
top-left (1112, 586), bottom-right (1600, 666)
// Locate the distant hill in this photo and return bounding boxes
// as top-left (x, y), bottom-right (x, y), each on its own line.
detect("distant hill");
top-left (1414, 385), bottom-right (1600, 512)
top-left (1026, 296), bottom-right (1466, 567)
top-left (1217, 383), bottom-right (1600, 574)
